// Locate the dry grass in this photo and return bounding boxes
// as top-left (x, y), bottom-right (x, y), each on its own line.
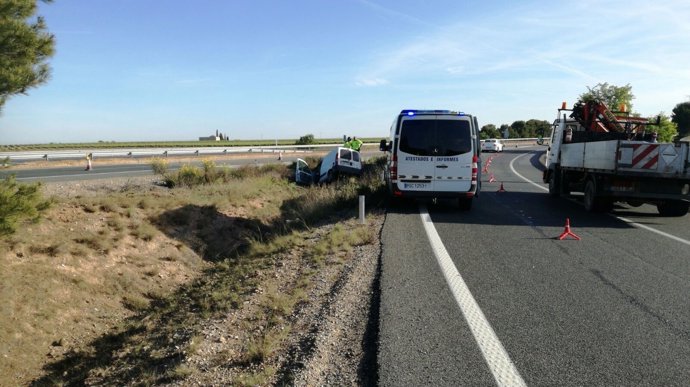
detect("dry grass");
top-left (0, 159), bottom-right (386, 386)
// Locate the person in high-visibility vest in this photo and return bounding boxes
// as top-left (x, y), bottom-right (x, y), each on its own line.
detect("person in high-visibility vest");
top-left (350, 136), bottom-right (363, 152)
top-left (344, 136), bottom-right (352, 148)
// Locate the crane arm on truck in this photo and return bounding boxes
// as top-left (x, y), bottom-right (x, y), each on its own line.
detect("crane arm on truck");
top-left (570, 100), bottom-right (626, 133)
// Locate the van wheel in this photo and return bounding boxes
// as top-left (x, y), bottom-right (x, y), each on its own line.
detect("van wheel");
top-left (458, 198), bottom-right (472, 211)
top-left (657, 201), bottom-right (689, 217)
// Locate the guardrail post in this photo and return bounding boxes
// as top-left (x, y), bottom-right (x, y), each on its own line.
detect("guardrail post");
top-left (163, 150), bottom-right (168, 158)
top-left (43, 154), bottom-right (49, 162)
top-left (128, 151), bottom-right (133, 158)
top-left (359, 195), bottom-right (366, 224)
top-left (195, 150), bottom-right (199, 156)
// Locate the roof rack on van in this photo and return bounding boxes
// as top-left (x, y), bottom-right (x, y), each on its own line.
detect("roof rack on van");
top-left (399, 109), bottom-right (465, 116)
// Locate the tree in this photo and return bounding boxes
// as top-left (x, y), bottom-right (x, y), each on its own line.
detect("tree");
top-left (579, 82), bottom-right (634, 112)
top-left (671, 101), bottom-right (690, 138)
top-left (653, 113), bottom-right (678, 143)
top-left (499, 124), bottom-right (510, 139)
top-left (525, 119), bottom-right (550, 138)
top-left (480, 124), bottom-right (500, 139)
top-left (510, 120), bottom-right (526, 137)
top-left (0, 175), bottom-right (52, 236)
top-left (0, 0), bottom-right (55, 113)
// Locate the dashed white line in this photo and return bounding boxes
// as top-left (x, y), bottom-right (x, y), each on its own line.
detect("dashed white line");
top-left (419, 204), bottom-right (527, 387)
top-left (509, 152), bottom-right (690, 247)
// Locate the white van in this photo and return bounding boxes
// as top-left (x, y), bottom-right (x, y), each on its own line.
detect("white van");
top-left (379, 109), bottom-right (482, 209)
top-left (295, 147), bottom-right (362, 185)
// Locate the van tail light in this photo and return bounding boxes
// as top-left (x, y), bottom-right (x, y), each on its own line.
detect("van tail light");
top-left (468, 154), bottom-right (478, 196)
top-left (390, 154), bottom-right (398, 181)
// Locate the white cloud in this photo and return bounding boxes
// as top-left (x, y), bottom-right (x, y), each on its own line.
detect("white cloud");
top-left (356, 78), bottom-right (389, 87)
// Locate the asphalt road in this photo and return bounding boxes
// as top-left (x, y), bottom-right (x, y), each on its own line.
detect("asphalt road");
top-left (379, 147), bottom-right (690, 386)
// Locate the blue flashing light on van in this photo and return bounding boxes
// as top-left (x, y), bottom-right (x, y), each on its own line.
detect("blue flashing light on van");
top-left (399, 109), bottom-right (465, 116)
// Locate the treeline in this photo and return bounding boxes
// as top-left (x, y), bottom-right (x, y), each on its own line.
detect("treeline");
top-left (480, 119), bottom-right (551, 140)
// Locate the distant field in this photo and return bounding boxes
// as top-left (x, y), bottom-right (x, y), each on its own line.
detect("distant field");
top-left (0, 138), bottom-right (383, 151)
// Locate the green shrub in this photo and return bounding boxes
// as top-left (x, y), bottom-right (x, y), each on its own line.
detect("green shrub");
top-left (0, 175), bottom-right (52, 236)
top-left (175, 164), bottom-right (205, 188)
top-left (295, 134), bottom-right (315, 145)
top-left (150, 158), bottom-right (168, 175)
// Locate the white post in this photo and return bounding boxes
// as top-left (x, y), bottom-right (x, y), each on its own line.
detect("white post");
top-left (358, 195), bottom-right (365, 224)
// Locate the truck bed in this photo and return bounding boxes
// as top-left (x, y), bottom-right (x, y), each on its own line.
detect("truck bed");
top-left (560, 140), bottom-right (689, 177)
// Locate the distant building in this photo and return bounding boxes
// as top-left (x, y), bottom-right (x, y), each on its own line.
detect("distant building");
top-left (199, 135), bottom-right (220, 141)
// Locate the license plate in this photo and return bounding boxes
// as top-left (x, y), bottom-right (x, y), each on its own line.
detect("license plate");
top-left (403, 182), bottom-right (429, 189)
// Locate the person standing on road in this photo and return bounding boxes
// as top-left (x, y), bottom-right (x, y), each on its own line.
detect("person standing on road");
top-left (85, 153), bottom-right (93, 171)
top-left (349, 136), bottom-right (363, 152)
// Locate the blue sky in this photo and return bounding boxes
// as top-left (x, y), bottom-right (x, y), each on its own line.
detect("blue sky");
top-left (2, 0), bottom-right (690, 144)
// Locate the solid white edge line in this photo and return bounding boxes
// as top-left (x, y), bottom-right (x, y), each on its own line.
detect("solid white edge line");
top-left (509, 152), bottom-right (690, 247)
top-left (419, 204), bottom-right (527, 387)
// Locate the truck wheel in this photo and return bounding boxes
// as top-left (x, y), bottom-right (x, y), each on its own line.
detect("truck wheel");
top-left (584, 179), bottom-right (613, 212)
top-left (560, 174), bottom-right (570, 196)
top-left (583, 180), bottom-right (597, 212)
top-left (548, 169), bottom-right (560, 197)
top-left (657, 201), bottom-right (689, 217)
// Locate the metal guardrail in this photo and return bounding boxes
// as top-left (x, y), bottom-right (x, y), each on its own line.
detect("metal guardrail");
top-left (0, 139), bottom-right (546, 164)
top-left (0, 144), bottom-right (343, 164)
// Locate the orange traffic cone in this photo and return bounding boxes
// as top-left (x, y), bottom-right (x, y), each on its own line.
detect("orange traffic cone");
top-left (557, 218), bottom-right (581, 240)
top-left (497, 182), bottom-right (506, 192)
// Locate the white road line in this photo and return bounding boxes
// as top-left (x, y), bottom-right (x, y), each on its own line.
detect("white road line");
top-left (419, 205), bottom-right (526, 387)
top-left (509, 153), bottom-right (690, 247)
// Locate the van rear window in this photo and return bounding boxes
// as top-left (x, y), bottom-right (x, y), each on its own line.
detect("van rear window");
top-left (399, 119), bottom-right (471, 156)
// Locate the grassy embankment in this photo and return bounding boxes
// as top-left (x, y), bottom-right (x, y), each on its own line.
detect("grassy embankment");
top-left (0, 157), bottom-right (386, 386)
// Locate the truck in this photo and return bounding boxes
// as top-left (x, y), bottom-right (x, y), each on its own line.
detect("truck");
top-left (543, 100), bottom-right (690, 216)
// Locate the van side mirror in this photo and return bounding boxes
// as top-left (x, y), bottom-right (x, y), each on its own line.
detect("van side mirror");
top-left (379, 139), bottom-right (390, 152)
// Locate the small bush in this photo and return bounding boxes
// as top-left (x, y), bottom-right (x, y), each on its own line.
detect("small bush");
top-left (150, 158), bottom-right (168, 175)
top-left (122, 295), bottom-right (149, 311)
top-left (131, 223), bottom-right (157, 241)
top-left (176, 164), bottom-right (205, 188)
top-left (295, 134), bottom-right (315, 145)
top-left (0, 175), bottom-right (52, 236)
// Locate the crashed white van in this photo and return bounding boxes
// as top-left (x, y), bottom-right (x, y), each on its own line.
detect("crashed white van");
top-left (379, 109), bottom-right (482, 209)
top-left (295, 146), bottom-right (362, 185)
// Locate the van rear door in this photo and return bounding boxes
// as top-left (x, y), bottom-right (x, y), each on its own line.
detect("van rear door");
top-left (433, 118), bottom-right (473, 193)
